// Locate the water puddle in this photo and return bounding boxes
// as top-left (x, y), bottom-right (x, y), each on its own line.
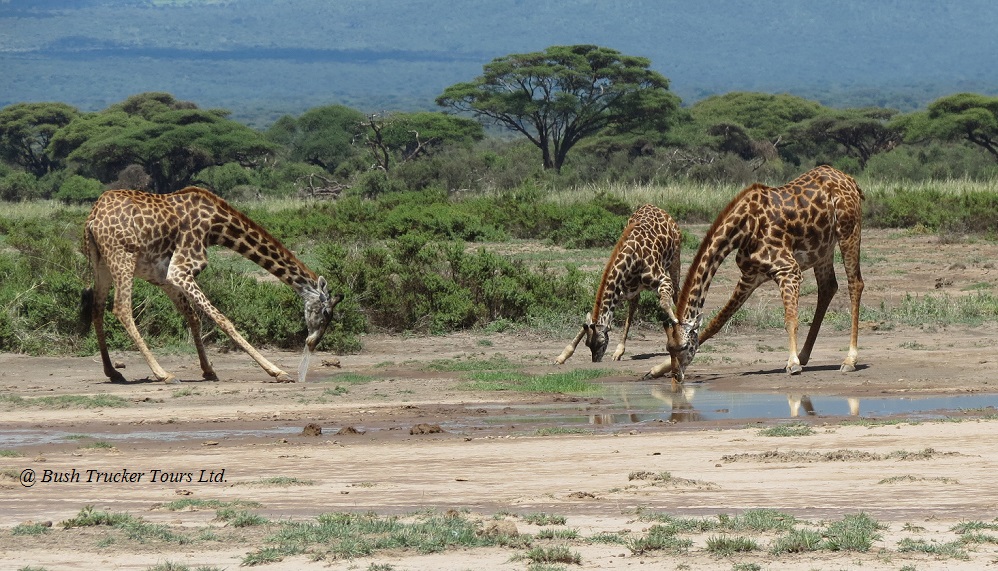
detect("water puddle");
top-left (7, 386), bottom-right (998, 447)
top-left (483, 383), bottom-right (998, 428)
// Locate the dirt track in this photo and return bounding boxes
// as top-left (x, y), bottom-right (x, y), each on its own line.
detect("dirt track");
top-left (3, 228), bottom-right (998, 570)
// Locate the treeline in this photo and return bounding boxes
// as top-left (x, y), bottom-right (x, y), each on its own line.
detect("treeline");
top-left (2, 88), bottom-right (998, 206)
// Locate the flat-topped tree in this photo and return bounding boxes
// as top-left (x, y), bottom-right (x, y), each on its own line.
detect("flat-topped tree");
top-left (81, 187), bottom-right (342, 384)
top-left (437, 44), bottom-right (680, 173)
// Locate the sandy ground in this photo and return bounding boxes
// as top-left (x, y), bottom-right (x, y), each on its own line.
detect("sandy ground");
top-left (3, 228), bottom-right (998, 570)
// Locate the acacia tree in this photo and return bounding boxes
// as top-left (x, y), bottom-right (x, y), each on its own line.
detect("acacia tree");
top-left (898, 93), bottom-right (998, 161)
top-left (48, 92), bottom-right (278, 193)
top-left (266, 104), bottom-right (367, 172)
top-left (362, 111), bottom-right (484, 172)
top-left (792, 107), bottom-right (902, 169)
top-left (437, 44), bottom-right (680, 172)
top-left (684, 92), bottom-right (823, 163)
top-left (0, 102), bottom-right (79, 177)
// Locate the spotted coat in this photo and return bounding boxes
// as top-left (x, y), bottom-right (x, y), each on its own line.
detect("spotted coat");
top-left (647, 166), bottom-right (865, 380)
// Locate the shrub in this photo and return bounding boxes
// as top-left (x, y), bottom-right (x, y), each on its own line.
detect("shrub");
top-left (196, 163), bottom-right (259, 200)
top-left (54, 174), bottom-right (104, 204)
top-left (318, 232), bottom-right (589, 334)
top-left (0, 170), bottom-right (41, 201)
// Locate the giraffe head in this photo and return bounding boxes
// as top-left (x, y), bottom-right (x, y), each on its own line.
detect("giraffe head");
top-left (665, 314), bottom-right (702, 382)
top-left (582, 313), bottom-right (610, 362)
top-left (302, 276), bottom-right (343, 353)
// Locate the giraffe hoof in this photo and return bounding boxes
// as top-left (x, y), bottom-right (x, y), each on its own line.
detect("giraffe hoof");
top-left (203, 372), bottom-right (220, 382)
top-left (786, 364), bottom-right (803, 375)
top-left (839, 363), bottom-right (856, 373)
top-left (163, 376), bottom-right (181, 385)
top-left (267, 372), bottom-right (296, 383)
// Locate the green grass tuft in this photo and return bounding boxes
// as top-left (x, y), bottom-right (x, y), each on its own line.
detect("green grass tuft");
top-left (462, 369), bottom-right (607, 394)
top-left (525, 545), bottom-right (582, 564)
top-left (758, 423), bottom-right (815, 437)
top-left (821, 513), bottom-right (884, 552)
top-left (0, 393), bottom-right (129, 409)
top-left (704, 535), bottom-right (759, 555)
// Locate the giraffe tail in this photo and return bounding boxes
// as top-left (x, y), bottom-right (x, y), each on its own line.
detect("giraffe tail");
top-left (79, 288), bottom-right (95, 336)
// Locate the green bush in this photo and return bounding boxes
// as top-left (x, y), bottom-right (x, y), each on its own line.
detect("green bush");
top-left (196, 163), bottom-right (260, 200)
top-left (864, 186), bottom-right (998, 233)
top-left (0, 170), bottom-right (41, 201)
top-left (318, 232), bottom-right (589, 334)
top-left (54, 174), bottom-right (104, 204)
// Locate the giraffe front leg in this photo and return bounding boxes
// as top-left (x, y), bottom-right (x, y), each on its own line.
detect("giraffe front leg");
top-left (173, 276), bottom-right (292, 382)
top-left (164, 286), bottom-right (218, 381)
top-left (839, 231), bottom-right (865, 373)
top-left (612, 299), bottom-right (638, 361)
top-left (556, 328), bottom-right (587, 364)
top-left (112, 286), bottom-right (179, 384)
top-left (776, 271), bottom-right (803, 375)
top-left (86, 285), bottom-right (128, 384)
top-left (700, 274), bottom-right (765, 344)
top-left (797, 261), bottom-right (838, 368)
top-left (643, 360), bottom-right (672, 380)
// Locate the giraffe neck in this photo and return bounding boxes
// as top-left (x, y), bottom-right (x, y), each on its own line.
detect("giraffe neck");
top-left (677, 217), bottom-right (745, 324)
top-left (592, 261), bottom-right (626, 328)
top-left (591, 224), bottom-right (639, 327)
top-left (203, 195), bottom-right (319, 295)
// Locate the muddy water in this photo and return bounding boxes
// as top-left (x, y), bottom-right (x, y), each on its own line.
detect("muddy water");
top-left (7, 386), bottom-right (998, 447)
top-left (478, 383), bottom-right (998, 428)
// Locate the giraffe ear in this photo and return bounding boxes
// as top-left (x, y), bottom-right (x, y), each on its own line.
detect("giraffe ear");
top-left (584, 312), bottom-right (594, 326)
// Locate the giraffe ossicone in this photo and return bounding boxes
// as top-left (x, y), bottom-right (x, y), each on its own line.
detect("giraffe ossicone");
top-left (646, 165), bottom-right (865, 382)
top-left (556, 204), bottom-right (681, 365)
top-left (80, 186), bottom-right (343, 384)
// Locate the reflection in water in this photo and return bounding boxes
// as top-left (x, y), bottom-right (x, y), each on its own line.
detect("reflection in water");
top-left (650, 383), bottom-right (703, 422)
top-left (788, 394), bottom-right (861, 417)
top-left (485, 384), bottom-right (998, 431)
top-left (590, 382), bottom-right (702, 425)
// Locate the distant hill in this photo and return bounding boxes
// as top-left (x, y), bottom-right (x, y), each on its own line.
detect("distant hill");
top-left (3, 0), bottom-right (998, 126)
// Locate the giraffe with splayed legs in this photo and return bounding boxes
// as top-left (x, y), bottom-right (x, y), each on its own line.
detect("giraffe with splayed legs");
top-left (81, 187), bottom-right (343, 384)
top-left (646, 166), bottom-right (865, 381)
top-left (556, 204), bottom-right (681, 364)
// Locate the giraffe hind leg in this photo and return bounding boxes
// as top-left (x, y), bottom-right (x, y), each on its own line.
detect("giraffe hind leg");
top-left (163, 285), bottom-right (218, 381)
top-left (85, 276), bottom-right (127, 384)
top-left (797, 260), bottom-right (838, 368)
top-left (110, 271), bottom-right (179, 384)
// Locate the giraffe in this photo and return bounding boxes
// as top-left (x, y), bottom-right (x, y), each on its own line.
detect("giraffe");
top-left (645, 165), bottom-right (865, 381)
top-left (556, 204), bottom-right (681, 364)
top-left (80, 187), bottom-right (343, 384)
